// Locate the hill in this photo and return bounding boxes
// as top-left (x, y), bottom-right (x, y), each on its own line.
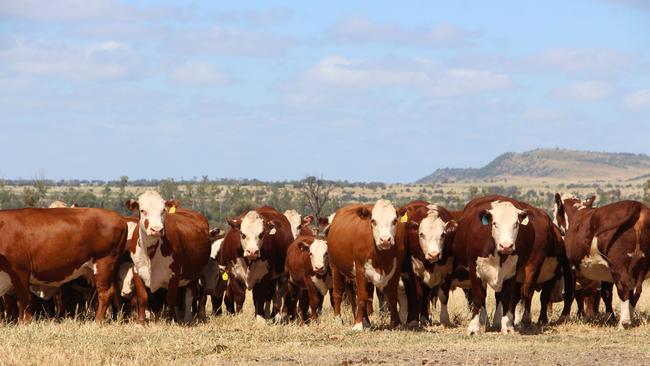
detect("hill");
top-left (417, 148), bottom-right (650, 183)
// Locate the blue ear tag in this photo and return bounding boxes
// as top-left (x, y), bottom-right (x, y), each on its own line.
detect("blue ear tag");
top-left (481, 215), bottom-right (489, 225)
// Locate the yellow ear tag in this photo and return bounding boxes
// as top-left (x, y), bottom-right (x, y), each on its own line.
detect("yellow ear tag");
top-left (221, 272), bottom-right (229, 281)
top-left (400, 213), bottom-right (408, 223)
top-left (169, 207), bottom-right (176, 214)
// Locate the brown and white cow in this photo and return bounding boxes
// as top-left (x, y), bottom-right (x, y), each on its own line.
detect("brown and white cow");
top-left (284, 210), bottom-right (316, 239)
top-left (196, 228), bottom-right (228, 319)
top-left (284, 235), bottom-right (331, 322)
top-left (554, 193), bottom-right (650, 328)
top-left (328, 199), bottom-right (406, 330)
top-left (125, 191), bottom-right (211, 323)
top-left (219, 206), bottom-right (294, 322)
top-left (0, 207), bottom-right (128, 322)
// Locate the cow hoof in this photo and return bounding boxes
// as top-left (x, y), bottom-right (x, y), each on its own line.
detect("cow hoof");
top-left (351, 322), bottom-right (364, 332)
top-left (618, 321), bottom-right (631, 330)
top-left (467, 326), bottom-right (481, 336)
top-left (334, 315), bottom-right (343, 325)
top-left (407, 320), bottom-right (420, 329)
top-left (501, 326), bottom-right (515, 335)
top-left (255, 315), bottom-right (266, 324)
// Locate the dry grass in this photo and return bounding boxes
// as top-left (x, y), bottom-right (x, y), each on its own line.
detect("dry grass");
top-left (1, 285), bottom-right (650, 365)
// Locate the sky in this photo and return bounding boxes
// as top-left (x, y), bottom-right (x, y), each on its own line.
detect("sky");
top-left (1, 0), bottom-right (649, 183)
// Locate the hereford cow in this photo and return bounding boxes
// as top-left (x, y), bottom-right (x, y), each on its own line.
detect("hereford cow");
top-left (125, 191), bottom-right (211, 323)
top-left (284, 235), bottom-right (331, 322)
top-left (0, 207), bottom-right (128, 322)
top-left (328, 199), bottom-right (406, 330)
top-left (196, 229), bottom-right (228, 319)
top-left (219, 206), bottom-right (294, 322)
top-left (554, 193), bottom-right (650, 329)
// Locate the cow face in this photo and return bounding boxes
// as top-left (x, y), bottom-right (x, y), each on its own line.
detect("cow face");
top-left (300, 239), bottom-right (329, 275)
top-left (283, 209), bottom-right (302, 239)
top-left (417, 206), bottom-right (458, 263)
top-left (480, 201), bottom-right (530, 255)
top-left (358, 199), bottom-right (399, 251)
top-left (237, 211), bottom-right (275, 260)
top-left (126, 191), bottom-right (179, 237)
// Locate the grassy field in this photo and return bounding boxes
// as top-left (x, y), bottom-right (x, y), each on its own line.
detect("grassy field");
top-left (2, 285), bottom-right (650, 365)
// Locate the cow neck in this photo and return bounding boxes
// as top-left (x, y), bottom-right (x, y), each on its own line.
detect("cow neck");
top-left (139, 225), bottom-right (163, 259)
top-left (371, 242), bottom-right (396, 270)
top-left (565, 202), bottom-right (593, 229)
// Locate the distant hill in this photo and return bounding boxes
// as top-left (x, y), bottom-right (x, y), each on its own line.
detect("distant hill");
top-left (417, 148), bottom-right (650, 183)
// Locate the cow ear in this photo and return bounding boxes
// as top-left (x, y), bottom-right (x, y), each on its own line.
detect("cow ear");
top-left (302, 215), bottom-right (315, 226)
top-left (406, 221), bottom-right (419, 232)
top-left (583, 195), bottom-right (596, 207)
top-left (71, 203), bottom-right (79, 208)
top-left (165, 199), bottom-right (180, 209)
top-left (125, 199), bottom-right (139, 212)
top-left (479, 210), bottom-right (491, 225)
top-left (356, 207), bottom-right (371, 220)
top-left (396, 207), bottom-right (407, 219)
top-left (298, 241), bottom-right (310, 252)
top-left (317, 217), bottom-right (329, 228)
top-left (519, 210), bottom-right (531, 226)
top-left (227, 217), bottom-right (241, 230)
top-left (444, 220), bottom-right (458, 234)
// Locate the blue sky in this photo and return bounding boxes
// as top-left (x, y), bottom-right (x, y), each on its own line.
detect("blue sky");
top-left (1, 0), bottom-right (649, 182)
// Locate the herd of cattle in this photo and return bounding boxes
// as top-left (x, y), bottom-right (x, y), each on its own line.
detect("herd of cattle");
top-left (0, 190), bottom-right (648, 335)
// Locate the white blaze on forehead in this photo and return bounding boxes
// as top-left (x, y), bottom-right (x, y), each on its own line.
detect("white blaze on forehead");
top-left (309, 239), bottom-right (328, 269)
top-left (240, 211), bottom-right (265, 253)
top-left (137, 191), bottom-right (167, 234)
top-left (371, 199), bottom-right (397, 243)
top-left (418, 206), bottom-right (446, 257)
top-left (283, 209), bottom-right (301, 239)
top-left (488, 201), bottom-right (526, 249)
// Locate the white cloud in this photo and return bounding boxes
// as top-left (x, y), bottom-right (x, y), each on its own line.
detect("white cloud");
top-left (623, 89), bottom-right (650, 109)
top-left (169, 62), bottom-right (231, 87)
top-left (551, 81), bottom-right (612, 102)
top-left (169, 26), bottom-right (293, 57)
top-left (0, 0), bottom-right (133, 22)
top-left (534, 48), bottom-right (636, 76)
top-left (329, 16), bottom-right (475, 47)
top-left (0, 38), bottom-right (145, 81)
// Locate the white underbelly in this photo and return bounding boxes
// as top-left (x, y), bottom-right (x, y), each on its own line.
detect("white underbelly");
top-left (0, 271), bottom-right (13, 296)
top-left (30, 260), bottom-right (95, 288)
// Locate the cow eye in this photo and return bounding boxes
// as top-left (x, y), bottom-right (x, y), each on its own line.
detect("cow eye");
top-left (371, 219), bottom-right (377, 226)
top-left (241, 234), bottom-right (246, 239)
top-left (419, 233), bottom-right (425, 238)
top-left (258, 233), bottom-right (263, 239)
top-left (392, 218), bottom-right (398, 225)
top-left (140, 210), bottom-right (147, 215)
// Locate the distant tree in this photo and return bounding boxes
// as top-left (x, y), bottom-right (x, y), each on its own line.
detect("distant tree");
top-left (644, 180), bottom-right (650, 205)
top-left (301, 176), bottom-right (333, 218)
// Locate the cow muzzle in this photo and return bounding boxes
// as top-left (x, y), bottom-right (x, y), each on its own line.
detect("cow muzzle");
top-left (426, 251), bottom-right (440, 262)
top-left (148, 226), bottom-right (164, 237)
top-left (497, 243), bottom-right (515, 255)
top-left (244, 248), bottom-right (260, 260)
top-left (377, 236), bottom-right (393, 250)
top-left (313, 266), bottom-right (327, 275)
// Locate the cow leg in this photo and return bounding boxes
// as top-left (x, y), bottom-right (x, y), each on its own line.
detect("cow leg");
top-left (284, 281), bottom-right (299, 322)
top-left (352, 269), bottom-right (370, 331)
top-left (403, 273), bottom-right (420, 325)
top-left (364, 283), bottom-right (374, 327)
top-left (196, 286), bottom-right (208, 321)
top-left (538, 279), bottom-right (556, 325)
top-left (330, 266), bottom-right (345, 324)
top-left (519, 258), bottom-right (544, 328)
top-left (11, 272), bottom-right (33, 323)
top-left (304, 278), bottom-right (321, 322)
top-left (557, 255), bottom-right (574, 323)
top-left (93, 258), bottom-right (118, 323)
top-left (3, 295), bottom-right (18, 323)
top-left (610, 268), bottom-right (634, 329)
top-left (498, 277), bottom-right (517, 334)
top-left (467, 265), bottom-right (487, 335)
top-left (397, 277), bottom-right (409, 326)
top-left (419, 284), bottom-right (432, 326)
top-left (132, 273), bottom-right (149, 324)
top-left (600, 282), bottom-right (614, 321)
top-left (298, 290), bottom-right (309, 324)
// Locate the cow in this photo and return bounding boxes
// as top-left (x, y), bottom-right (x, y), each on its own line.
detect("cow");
top-left (402, 202), bottom-right (460, 325)
top-left (554, 193), bottom-right (650, 329)
top-left (284, 235), bottom-right (331, 322)
top-left (0, 207), bottom-right (128, 322)
top-left (219, 206), bottom-right (294, 322)
top-left (453, 195), bottom-right (558, 335)
top-left (125, 191), bottom-right (211, 324)
top-left (196, 228), bottom-right (228, 319)
top-left (328, 199), bottom-right (406, 331)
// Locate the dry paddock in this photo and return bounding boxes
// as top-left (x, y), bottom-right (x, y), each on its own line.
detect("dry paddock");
top-left (2, 286), bottom-right (650, 366)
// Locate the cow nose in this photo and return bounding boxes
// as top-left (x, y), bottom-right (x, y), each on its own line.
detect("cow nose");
top-left (245, 249), bottom-right (260, 259)
top-left (379, 236), bottom-right (392, 244)
top-left (150, 226), bottom-right (163, 234)
top-left (426, 251), bottom-right (440, 262)
top-left (498, 243), bottom-right (514, 254)
top-left (314, 266), bottom-right (324, 273)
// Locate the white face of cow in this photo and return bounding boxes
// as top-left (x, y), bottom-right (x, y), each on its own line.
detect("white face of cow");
top-left (308, 239), bottom-right (328, 275)
top-left (418, 207), bottom-right (447, 262)
top-left (482, 201), bottom-right (529, 255)
top-left (370, 199), bottom-right (398, 250)
top-left (283, 209), bottom-right (301, 239)
top-left (239, 211), bottom-right (269, 260)
top-left (133, 191), bottom-right (169, 237)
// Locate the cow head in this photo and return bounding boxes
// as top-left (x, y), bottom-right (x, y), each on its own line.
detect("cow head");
top-left (126, 191), bottom-right (179, 237)
top-left (230, 211), bottom-right (275, 260)
top-left (283, 209), bottom-right (302, 239)
top-left (299, 238), bottom-right (329, 275)
top-left (357, 199), bottom-right (400, 251)
top-left (553, 193), bottom-right (594, 236)
top-left (415, 205), bottom-right (458, 263)
top-left (480, 201), bottom-right (530, 255)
